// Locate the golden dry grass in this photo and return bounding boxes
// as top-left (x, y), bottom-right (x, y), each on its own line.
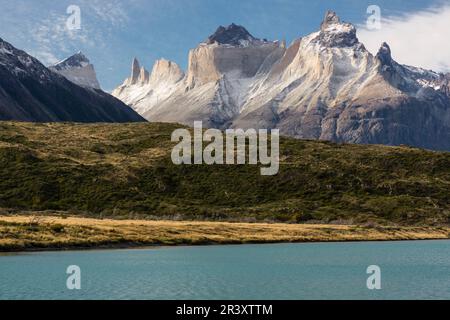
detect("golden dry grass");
top-left (1, 214), bottom-right (449, 252)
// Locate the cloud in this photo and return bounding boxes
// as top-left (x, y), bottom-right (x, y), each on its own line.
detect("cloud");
top-left (358, 3), bottom-right (450, 73)
top-left (30, 13), bottom-right (92, 65)
top-left (31, 50), bottom-right (60, 66)
top-left (83, 0), bottom-right (130, 27)
top-left (28, 0), bottom-right (131, 65)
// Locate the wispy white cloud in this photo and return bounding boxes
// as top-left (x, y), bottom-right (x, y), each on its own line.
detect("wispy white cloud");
top-left (28, 0), bottom-right (131, 65)
top-left (358, 3), bottom-right (450, 73)
top-left (84, 0), bottom-right (130, 27)
top-left (30, 13), bottom-right (92, 65)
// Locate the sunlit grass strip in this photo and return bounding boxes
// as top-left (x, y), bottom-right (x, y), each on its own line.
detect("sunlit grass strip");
top-left (1, 215), bottom-right (449, 252)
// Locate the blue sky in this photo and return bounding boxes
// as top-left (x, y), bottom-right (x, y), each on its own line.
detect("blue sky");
top-left (0, 0), bottom-right (448, 91)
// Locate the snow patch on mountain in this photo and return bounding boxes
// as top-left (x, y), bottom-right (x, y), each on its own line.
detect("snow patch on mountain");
top-left (0, 38), bottom-right (145, 123)
top-left (111, 11), bottom-right (450, 151)
top-left (0, 38), bottom-right (54, 82)
top-left (112, 58), bottom-right (184, 115)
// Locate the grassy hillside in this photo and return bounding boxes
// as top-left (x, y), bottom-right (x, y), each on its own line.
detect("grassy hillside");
top-left (0, 122), bottom-right (449, 226)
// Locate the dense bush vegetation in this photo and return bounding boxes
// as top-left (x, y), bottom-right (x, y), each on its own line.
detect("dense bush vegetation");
top-left (0, 122), bottom-right (448, 225)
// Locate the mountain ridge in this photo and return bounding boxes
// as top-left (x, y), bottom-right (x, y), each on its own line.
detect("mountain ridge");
top-left (113, 10), bottom-right (450, 151)
top-left (0, 38), bottom-right (145, 123)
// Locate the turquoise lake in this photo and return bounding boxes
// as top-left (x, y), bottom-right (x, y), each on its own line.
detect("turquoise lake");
top-left (1, 240), bottom-right (450, 300)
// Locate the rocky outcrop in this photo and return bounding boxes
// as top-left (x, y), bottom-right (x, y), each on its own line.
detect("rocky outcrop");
top-left (150, 59), bottom-right (184, 85)
top-left (113, 24), bottom-right (285, 126)
top-left (129, 58), bottom-right (141, 85)
top-left (206, 23), bottom-right (257, 46)
top-left (139, 67), bottom-right (150, 84)
top-left (185, 40), bottom-right (283, 88)
top-left (112, 13), bottom-right (450, 151)
top-left (318, 10), bottom-right (359, 47)
top-left (112, 58), bottom-right (185, 115)
top-left (376, 42), bottom-right (393, 67)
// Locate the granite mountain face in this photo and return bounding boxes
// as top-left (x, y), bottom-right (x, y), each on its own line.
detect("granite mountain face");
top-left (112, 22), bottom-right (285, 128)
top-left (113, 11), bottom-right (450, 151)
top-left (0, 38), bottom-right (145, 123)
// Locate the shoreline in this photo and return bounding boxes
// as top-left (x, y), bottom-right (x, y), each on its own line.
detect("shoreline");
top-left (1, 215), bottom-right (449, 253)
top-left (3, 237), bottom-right (450, 255)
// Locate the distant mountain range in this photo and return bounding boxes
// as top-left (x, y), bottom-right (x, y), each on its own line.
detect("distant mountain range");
top-left (0, 38), bottom-right (144, 123)
top-left (113, 11), bottom-right (450, 151)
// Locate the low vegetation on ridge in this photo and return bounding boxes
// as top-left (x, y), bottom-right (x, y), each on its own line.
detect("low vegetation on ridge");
top-left (0, 121), bottom-right (449, 226)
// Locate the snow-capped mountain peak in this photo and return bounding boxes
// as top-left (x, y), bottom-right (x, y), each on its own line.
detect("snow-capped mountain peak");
top-left (112, 11), bottom-right (450, 151)
top-left (52, 51), bottom-right (90, 70)
top-left (320, 10), bottom-right (341, 30)
top-left (375, 42), bottom-right (450, 93)
top-left (316, 11), bottom-right (358, 47)
top-left (0, 37), bottom-right (53, 81)
top-left (49, 52), bottom-right (101, 90)
top-left (0, 38), bottom-right (144, 123)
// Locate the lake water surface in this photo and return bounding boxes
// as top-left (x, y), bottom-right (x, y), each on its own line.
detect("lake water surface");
top-left (1, 240), bottom-right (450, 300)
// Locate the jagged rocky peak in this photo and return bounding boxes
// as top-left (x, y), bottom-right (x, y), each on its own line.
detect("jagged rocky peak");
top-left (129, 57), bottom-right (141, 84)
top-left (376, 42), bottom-right (393, 66)
top-left (128, 57), bottom-right (153, 85)
top-left (317, 10), bottom-right (358, 47)
top-left (125, 57), bottom-right (184, 86)
top-left (320, 10), bottom-right (341, 30)
top-left (205, 23), bottom-right (259, 46)
top-left (150, 58), bottom-right (184, 84)
top-left (52, 51), bottom-right (90, 70)
top-left (111, 9), bottom-right (450, 151)
top-left (49, 51), bottom-right (101, 89)
top-left (139, 66), bottom-right (149, 84)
